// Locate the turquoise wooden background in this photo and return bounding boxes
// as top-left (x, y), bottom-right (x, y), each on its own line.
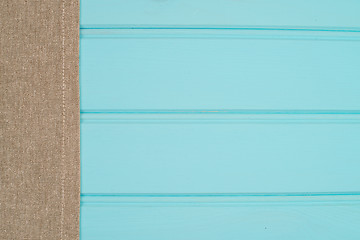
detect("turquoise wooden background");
top-left (80, 1), bottom-right (360, 239)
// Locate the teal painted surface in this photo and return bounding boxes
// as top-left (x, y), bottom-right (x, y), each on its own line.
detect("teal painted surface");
top-left (81, 195), bottom-right (360, 240)
top-left (80, 30), bottom-right (360, 111)
top-left (81, 113), bottom-right (360, 194)
top-left (80, 1), bottom-right (360, 239)
top-left (80, 0), bottom-right (360, 29)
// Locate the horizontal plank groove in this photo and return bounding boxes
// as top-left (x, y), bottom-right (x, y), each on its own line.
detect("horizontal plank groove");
top-left (80, 112), bottom-right (360, 124)
top-left (80, 27), bottom-right (360, 32)
top-left (80, 29), bottom-right (360, 41)
top-left (81, 194), bottom-right (360, 206)
top-left (81, 110), bottom-right (360, 114)
top-left (81, 192), bottom-right (360, 197)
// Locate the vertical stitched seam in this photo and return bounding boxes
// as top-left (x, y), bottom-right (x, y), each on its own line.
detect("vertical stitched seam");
top-left (60, 0), bottom-right (66, 239)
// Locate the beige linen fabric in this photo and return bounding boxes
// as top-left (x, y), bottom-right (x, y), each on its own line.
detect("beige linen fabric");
top-left (1, 1), bottom-right (80, 239)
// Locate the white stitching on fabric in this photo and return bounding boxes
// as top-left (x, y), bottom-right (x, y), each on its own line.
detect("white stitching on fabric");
top-left (60, 0), bottom-right (66, 239)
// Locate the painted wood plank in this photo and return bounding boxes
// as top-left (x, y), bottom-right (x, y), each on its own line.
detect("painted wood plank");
top-left (80, 0), bottom-right (360, 29)
top-left (80, 29), bottom-right (360, 111)
top-left (80, 113), bottom-right (360, 194)
top-left (80, 194), bottom-right (360, 240)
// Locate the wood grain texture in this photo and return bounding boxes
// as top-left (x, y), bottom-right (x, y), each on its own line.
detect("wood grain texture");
top-left (81, 113), bottom-right (360, 194)
top-left (80, 0), bottom-right (360, 29)
top-left (79, 1), bottom-right (360, 239)
top-left (80, 29), bottom-right (360, 111)
top-left (80, 194), bottom-right (360, 240)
